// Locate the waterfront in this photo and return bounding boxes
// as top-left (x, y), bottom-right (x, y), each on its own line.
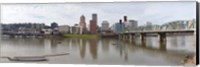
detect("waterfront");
top-left (0, 34), bottom-right (195, 65)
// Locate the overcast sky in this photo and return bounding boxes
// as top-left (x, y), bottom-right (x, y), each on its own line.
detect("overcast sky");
top-left (1, 2), bottom-right (196, 26)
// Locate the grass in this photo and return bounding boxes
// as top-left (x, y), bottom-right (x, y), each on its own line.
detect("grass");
top-left (63, 34), bottom-right (98, 38)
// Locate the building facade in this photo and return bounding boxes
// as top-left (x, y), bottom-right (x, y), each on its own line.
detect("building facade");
top-left (89, 20), bottom-right (97, 33)
top-left (114, 21), bottom-right (125, 33)
top-left (101, 21), bottom-right (109, 32)
top-left (89, 13), bottom-right (98, 34)
top-left (127, 20), bottom-right (138, 31)
top-left (70, 24), bottom-right (80, 34)
top-left (79, 15), bottom-right (87, 34)
top-left (42, 28), bottom-right (52, 35)
top-left (114, 23), bottom-right (123, 33)
top-left (58, 25), bottom-right (70, 34)
top-left (92, 13), bottom-right (97, 22)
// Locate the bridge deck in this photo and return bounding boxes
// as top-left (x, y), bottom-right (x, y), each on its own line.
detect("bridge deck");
top-left (121, 29), bottom-right (195, 34)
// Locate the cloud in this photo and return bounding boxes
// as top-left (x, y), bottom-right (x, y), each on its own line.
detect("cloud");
top-left (1, 2), bottom-right (196, 27)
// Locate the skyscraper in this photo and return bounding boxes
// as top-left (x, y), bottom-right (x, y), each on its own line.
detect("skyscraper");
top-left (114, 19), bottom-right (125, 33)
top-left (124, 16), bottom-right (127, 22)
top-left (92, 13), bottom-right (97, 22)
top-left (89, 20), bottom-right (96, 33)
top-left (90, 13), bottom-right (98, 33)
top-left (123, 16), bottom-right (129, 32)
top-left (79, 15), bottom-right (87, 34)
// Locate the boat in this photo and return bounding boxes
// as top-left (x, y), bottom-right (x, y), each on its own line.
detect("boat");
top-left (7, 56), bottom-right (47, 61)
top-left (1, 52), bottom-right (70, 61)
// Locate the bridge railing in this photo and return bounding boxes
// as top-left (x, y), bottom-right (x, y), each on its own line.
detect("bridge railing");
top-left (128, 28), bottom-right (195, 33)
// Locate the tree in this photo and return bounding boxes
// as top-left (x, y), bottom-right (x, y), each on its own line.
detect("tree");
top-left (51, 22), bottom-right (58, 29)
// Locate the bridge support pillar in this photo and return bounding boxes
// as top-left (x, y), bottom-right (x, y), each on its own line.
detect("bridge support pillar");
top-left (132, 34), bottom-right (135, 43)
top-left (120, 34), bottom-right (122, 40)
top-left (126, 34), bottom-right (129, 41)
top-left (122, 34), bottom-right (125, 40)
top-left (129, 34), bottom-right (135, 43)
top-left (124, 34), bottom-right (127, 41)
top-left (118, 34), bottom-right (121, 40)
top-left (10, 35), bottom-right (15, 38)
top-left (158, 33), bottom-right (167, 50)
top-left (120, 34), bottom-right (123, 40)
top-left (158, 33), bottom-right (166, 44)
top-left (141, 33), bottom-right (146, 47)
top-left (129, 34), bottom-right (132, 42)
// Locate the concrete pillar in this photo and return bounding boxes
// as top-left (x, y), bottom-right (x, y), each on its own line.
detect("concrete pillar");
top-left (122, 34), bottom-right (125, 40)
top-left (158, 33), bottom-right (166, 44)
top-left (141, 33), bottom-right (146, 42)
top-left (158, 33), bottom-right (167, 50)
top-left (141, 33), bottom-right (146, 47)
top-left (132, 34), bottom-right (135, 43)
top-left (118, 34), bottom-right (120, 39)
top-left (129, 34), bottom-right (132, 42)
top-left (120, 34), bottom-right (122, 40)
top-left (10, 35), bottom-right (15, 38)
top-left (126, 34), bottom-right (128, 41)
top-left (124, 34), bottom-right (127, 41)
top-left (124, 34), bottom-right (126, 40)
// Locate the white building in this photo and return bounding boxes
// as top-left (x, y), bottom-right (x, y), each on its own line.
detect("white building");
top-left (128, 20), bottom-right (138, 31)
top-left (42, 28), bottom-right (52, 35)
top-left (101, 21), bottom-right (109, 31)
top-left (110, 24), bottom-right (115, 32)
top-left (70, 24), bottom-right (80, 34)
top-left (58, 25), bottom-right (70, 33)
top-left (146, 22), bottom-right (152, 30)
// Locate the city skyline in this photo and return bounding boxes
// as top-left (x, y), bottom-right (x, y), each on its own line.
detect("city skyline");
top-left (1, 2), bottom-right (196, 26)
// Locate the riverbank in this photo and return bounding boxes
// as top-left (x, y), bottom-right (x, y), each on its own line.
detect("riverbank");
top-left (63, 34), bottom-right (98, 38)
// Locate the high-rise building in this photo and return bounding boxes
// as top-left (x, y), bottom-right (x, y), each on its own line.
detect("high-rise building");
top-left (123, 16), bottom-right (129, 32)
top-left (90, 13), bottom-right (98, 33)
top-left (124, 16), bottom-right (127, 22)
top-left (89, 20), bottom-right (97, 33)
top-left (92, 13), bottom-right (97, 22)
top-left (79, 15), bottom-right (87, 34)
top-left (101, 21), bottom-right (109, 31)
top-left (114, 20), bottom-right (125, 33)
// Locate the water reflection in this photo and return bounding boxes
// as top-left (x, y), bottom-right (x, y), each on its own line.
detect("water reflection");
top-left (89, 38), bottom-right (98, 60)
top-left (101, 38), bottom-right (110, 53)
top-left (0, 34), bottom-right (195, 65)
top-left (159, 40), bottom-right (167, 51)
top-left (124, 43), bottom-right (128, 61)
top-left (79, 39), bottom-right (86, 59)
top-left (51, 39), bottom-right (58, 53)
top-left (44, 39), bottom-right (52, 53)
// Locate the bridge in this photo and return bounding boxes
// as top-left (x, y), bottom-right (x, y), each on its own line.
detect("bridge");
top-left (118, 19), bottom-right (196, 50)
top-left (122, 29), bottom-right (194, 34)
top-left (119, 29), bottom-right (195, 43)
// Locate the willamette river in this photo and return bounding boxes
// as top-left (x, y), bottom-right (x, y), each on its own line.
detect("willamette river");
top-left (0, 34), bottom-right (196, 65)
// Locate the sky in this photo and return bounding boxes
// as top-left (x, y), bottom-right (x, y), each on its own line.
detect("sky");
top-left (1, 2), bottom-right (196, 27)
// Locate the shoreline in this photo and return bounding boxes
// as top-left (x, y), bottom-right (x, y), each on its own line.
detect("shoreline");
top-left (63, 34), bottom-right (99, 38)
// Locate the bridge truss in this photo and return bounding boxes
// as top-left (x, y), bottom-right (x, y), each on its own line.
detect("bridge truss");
top-left (132, 19), bottom-right (196, 32)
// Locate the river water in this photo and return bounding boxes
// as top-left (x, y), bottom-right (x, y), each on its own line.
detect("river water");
top-left (0, 34), bottom-right (196, 65)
